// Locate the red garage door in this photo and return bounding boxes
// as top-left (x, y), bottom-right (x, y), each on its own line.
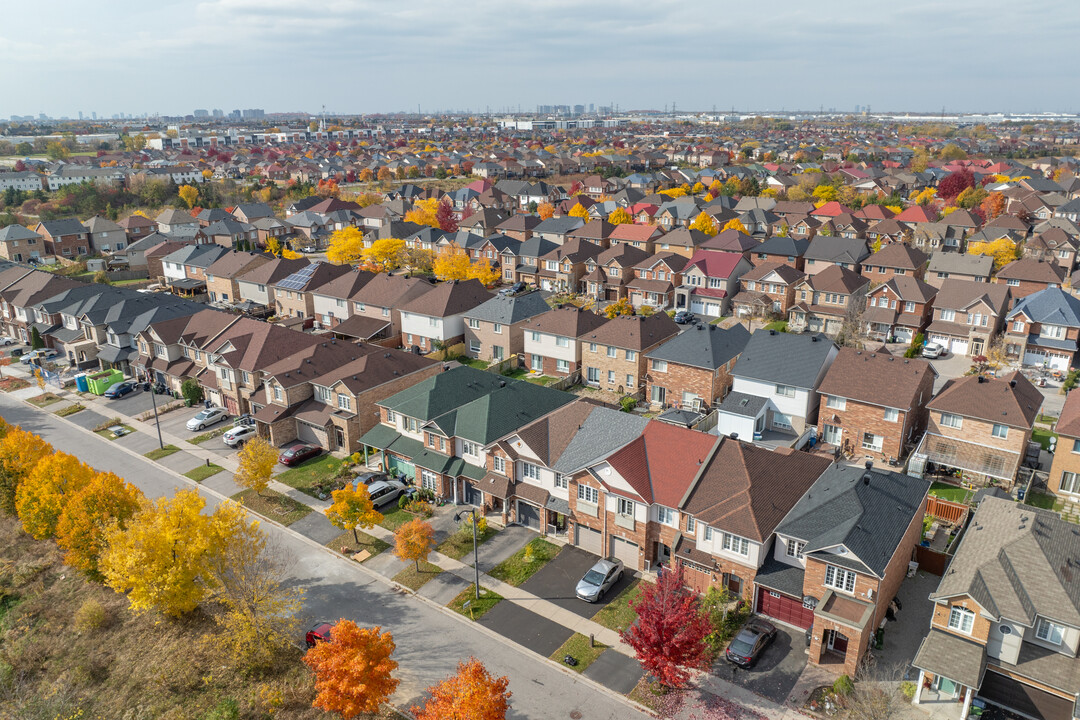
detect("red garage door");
top-left (757, 587), bottom-right (815, 629)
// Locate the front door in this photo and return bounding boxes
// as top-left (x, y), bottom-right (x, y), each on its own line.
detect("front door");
top-left (971, 338), bottom-right (984, 356)
top-left (334, 426), bottom-right (345, 450)
top-left (827, 629), bottom-right (849, 653)
top-left (655, 542), bottom-right (670, 567)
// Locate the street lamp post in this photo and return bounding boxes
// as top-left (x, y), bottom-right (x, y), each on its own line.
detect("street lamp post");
top-left (147, 374), bottom-right (164, 450)
top-left (454, 507), bottom-right (481, 600)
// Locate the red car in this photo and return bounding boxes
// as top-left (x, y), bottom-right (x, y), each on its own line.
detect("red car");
top-left (278, 443), bottom-right (321, 466)
top-left (305, 621), bottom-right (333, 648)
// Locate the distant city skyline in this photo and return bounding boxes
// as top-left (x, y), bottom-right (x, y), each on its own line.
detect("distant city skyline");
top-left (1, 0), bottom-right (1076, 118)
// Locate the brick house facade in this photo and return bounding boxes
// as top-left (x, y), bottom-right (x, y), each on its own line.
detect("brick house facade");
top-left (580, 313), bottom-right (680, 394)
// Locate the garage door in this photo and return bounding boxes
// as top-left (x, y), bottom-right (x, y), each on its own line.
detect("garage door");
top-left (690, 300), bottom-right (705, 314)
top-left (757, 587), bottom-right (815, 629)
top-left (949, 338), bottom-right (969, 355)
top-left (705, 302), bottom-right (721, 317)
top-left (894, 327), bottom-right (913, 343)
top-left (979, 670), bottom-right (1074, 720)
top-left (575, 525), bottom-right (602, 555)
top-left (517, 501), bottom-right (541, 530)
top-left (296, 421), bottom-right (321, 445)
top-left (610, 536), bottom-right (639, 567)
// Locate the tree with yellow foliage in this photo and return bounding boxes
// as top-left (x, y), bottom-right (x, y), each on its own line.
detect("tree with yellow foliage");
top-left (912, 187), bottom-right (937, 206)
top-left (235, 436), bottom-right (278, 496)
top-left (608, 207), bottom-right (633, 225)
top-left (201, 169), bottom-right (213, 181)
top-left (266, 237), bottom-right (282, 257)
top-left (433, 243), bottom-right (471, 281)
top-left (0, 426), bottom-right (53, 516)
top-left (722, 218), bottom-right (748, 234)
top-left (659, 187), bottom-right (687, 199)
top-left (605, 297), bottom-right (635, 319)
top-left (968, 238), bottom-right (1020, 270)
top-left (55, 471), bottom-right (144, 579)
top-left (282, 248), bottom-right (303, 259)
top-left (178, 185), bottom-right (200, 209)
top-left (15, 451), bottom-right (95, 540)
top-left (537, 202), bottom-right (555, 220)
top-left (469, 259), bottom-right (501, 287)
top-left (691, 182), bottom-right (705, 195)
top-left (812, 185), bottom-right (838, 204)
top-left (362, 238), bottom-right (407, 272)
top-left (569, 202), bottom-right (591, 220)
top-left (326, 485), bottom-right (383, 543)
top-left (404, 198), bottom-right (440, 228)
top-left (689, 212), bottom-right (718, 237)
top-left (326, 227), bottom-right (365, 265)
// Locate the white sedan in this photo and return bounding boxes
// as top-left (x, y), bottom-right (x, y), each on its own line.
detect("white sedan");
top-left (186, 407), bottom-right (229, 431)
top-left (223, 425), bottom-right (258, 447)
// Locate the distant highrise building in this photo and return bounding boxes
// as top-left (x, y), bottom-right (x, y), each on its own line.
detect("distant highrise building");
top-left (229, 109), bottom-right (241, 120)
top-left (78, 111), bottom-right (83, 120)
top-left (573, 104), bottom-right (584, 116)
top-left (212, 109), bottom-right (224, 118)
top-left (194, 109), bottom-right (209, 118)
top-left (92, 112), bottom-right (97, 120)
top-left (241, 108), bottom-right (265, 119)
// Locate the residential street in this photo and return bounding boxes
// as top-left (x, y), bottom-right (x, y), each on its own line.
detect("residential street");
top-left (0, 393), bottom-right (649, 720)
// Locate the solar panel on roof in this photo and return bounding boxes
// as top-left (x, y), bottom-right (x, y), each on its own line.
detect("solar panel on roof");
top-left (276, 263), bottom-right (318, 291)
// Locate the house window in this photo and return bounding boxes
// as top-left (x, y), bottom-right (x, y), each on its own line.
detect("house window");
top-left (492, 456), bottom-right (505, 474)
top-left (521, 462), bottom-right (540, 481)
top-left (626, 374), bottom-right (634, 388)
top-left (468, 318), bottom-right (480, 329)
top-left (469, 340), bottom-right (481, 354)
top-left (556, 359), bottom-right (569, 373)
top-left (1036, 619), bottom-right (1066, 645)
top-left (461, 441), bottom-right (479, 457)
top-left (940, 413), bottom-right (962, 429)
top-left (824, 565), bottom-right (857, 594)
top-left (775, 384), bottom-right (796, 398)
top-left (1060, 472), bottom-right (1080, 494)
top-left (940, 309), bottom-right (956, 322)
top-left (1006, 278), bottom-right (1020, 287)
top-left (657, 506), bottom-right (677, 527)
top-left (617, 497), bottom-right (634, 516)
top-left (588, 342), bottom-right (597, 352)
top-left (587, 367), bottom-right (600, 383)
top-left (355, 302), bottom-right (366, 312)
top-left (651, 359), bottom-right (667, 372)
top-left (626, 349), bottom-right (636, 361)
top-left (948, 606), bottom-right (976, 635)
top-left (825, 395), bottom-right (846, 410)
top-left (530, 331), bottom-right (540, 343)
top-left (555, 335), bottom-right (569, 348)
top-left (606, 345), bottom-right (617, 358)
top-left (382, 307), bottom-right (389, 317)
top-left (420, 469), bottom-right (438, 492)
top-left (884, 408), bottom-right (899, 422)
top-left (386, 410), bottom-right (396, 424)
top-left (992, 424), bottom-right (1008, 439)
top-left (337, 394), bottom-right (351, 411)
top-left (722, 532), bottom-right (749, 556)
top-left (905, 301), bottom-right (916, 313)
top-left (607, 370), bottom-right (615, 384)
top-left (704, 525), bottom-right (714, 542)
top-left (493, 323), bottom-right (502, 334)
top-left (787, 540), bottom-right (806, 559)
top-left (577, 484), bottom-right (598, 504)
top-left (686, 516), bottom-right (696, 533)
top-left (554, 473), bottom-right (567, 489)
top-left (861, 433), bottom-right (883, 451)
top-left (273, 385), bottom-right (283, 402)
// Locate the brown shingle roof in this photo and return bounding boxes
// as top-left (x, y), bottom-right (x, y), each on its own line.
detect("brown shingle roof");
top-left (866, 242), bottom-right (929, 270)
top-left (583, 312), bottom-right (680, 351)
top-left (397, 278), bottom-right (491, 317)
top-left (1055, 389), bottom-right (1080, 438)
top-left (520, 306), bottom-right (606, 338)
top-left (817, 348), bottom-right (936, 410)
top-left (927, 371), bottom-right (1042, 429)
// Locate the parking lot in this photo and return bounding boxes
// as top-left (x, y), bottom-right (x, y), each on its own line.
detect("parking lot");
top-left (718, 621), bottom-right (808, 704)
top-left (519, 545), bottom-right (634, 619)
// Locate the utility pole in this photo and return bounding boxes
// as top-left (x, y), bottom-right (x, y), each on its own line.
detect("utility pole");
top-left (148, 378), bottom-right (164, 449)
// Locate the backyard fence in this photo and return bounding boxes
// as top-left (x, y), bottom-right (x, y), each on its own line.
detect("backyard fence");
top-left (926, 495), bottom-right (968, 525)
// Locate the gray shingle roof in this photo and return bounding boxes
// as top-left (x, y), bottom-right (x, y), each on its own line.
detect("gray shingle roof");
top-left (1007, 287), bottom-right (1080, 327)
top-left (928, 251), bottom-right (994, 276)
top-left (550, 407), bottom-right (648, 474)
top-left (645, 323), bottom-right (751, 370)
top-left (732, 329), bottom-right (836, 388)
top-left (464, 291), bottom-right (551, 325)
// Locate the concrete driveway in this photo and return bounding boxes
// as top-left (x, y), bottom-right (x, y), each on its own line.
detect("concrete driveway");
top-left (519, 544), bottom-right (634, 619)
top-left (876, 570), bottom-right (939, 675)
top-left (96, 386), bottom-right (159, 417)
top-left (719, 621), bottom-right (807, 704)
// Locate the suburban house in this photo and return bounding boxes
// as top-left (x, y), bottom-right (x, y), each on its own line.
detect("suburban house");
top-left (787, 265), bottom-right (870, 337)
top-left (863, 276), bottom-right (938, 344)
top-left (815, 348), bottom-right (937, 463)
top-left (537, 238), bottom-right (604, 293)
top-left (0, 225), bottom-right (43, 262)
top-left (911, 372), bottom-right (1042, 487)
top-left (803, 236), bottom-right (871, 276)
top-left (716, 330), bottom-right (839, 444)
top-left (396, 278), bottom-right (491, 354)
top-left (462, 290), bottom-right (551, 363)
top-left (1004, 288), bottom-right (1080, 370)
top-left (582, 244), bottom-right (651, 303)
top-left (675, 249), bottom-right (754, 318)
top-left (308, 267), bottom-right (376, 330)
top-left (85, 216), bottom-right (126, 254)
top-left (520, 305), bottom-right (607, 377)
top-left (912, 497), bottom-right (1080, 720)
top-left (627, 252), bottom-right (688, 310)
top-left (579, 312), bottom-right (680, 395)
top-left (234, 256), bottom-right (310, 312)
top-left (644, 323), bottom-right (751, 411)
top-left (349, 273), bottom-right (437, 345)
top-left (272, 262), bottom-right (355, 322)
top-left (994, 259), bottom-right (1067, 304)
top-left (1048, 390), bottom-right (1080, 498)
top-left (34, 218), bottom-right (90, 258)
top-left (204, 251), bottom-right (272, 305)
top-left (609, 223), bottom-right (663, 253)
top-left (763, 463), bottom-right (929, 676)
top-left (926, 252), bottom-right (994, 289)
top-left (359, 367), bottom-right (575, 506)
top-left (860, 242), bottom-right (929, 283)
top-left (751, 235), bottom-right (810, 271)
top-left (731, 262), bottom-right (805, 320)
top-left (925, 280), bottom-right (1011, 358)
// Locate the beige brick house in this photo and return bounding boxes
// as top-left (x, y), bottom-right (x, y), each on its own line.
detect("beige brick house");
top-left (520, 306), bottom-right (607, 377)
top-left (205, 250), bottom-right (272, 305)
top-left (1048, 389), bottom-right (1080, 497)
top-left (580, 312), bottom-right (680, 394)
top-left (462, 291), bottom-right (550, 363)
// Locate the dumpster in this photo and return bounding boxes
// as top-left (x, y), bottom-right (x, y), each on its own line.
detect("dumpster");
top-left (74, 373), bottom-right (88, 392)
top-left (86, 369), bottom-right (124, 395)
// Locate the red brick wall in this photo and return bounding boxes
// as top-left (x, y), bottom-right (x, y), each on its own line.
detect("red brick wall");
top-left (647, 360), bottom-right (732, 408)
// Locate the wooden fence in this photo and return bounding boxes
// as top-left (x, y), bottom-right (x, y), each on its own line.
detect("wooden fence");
top-left (548, 370), bottom-right (581, 392)
top-left (926, 495), bottom-right (968, 525)
top-left (915, 545), bottom-right (951, 576)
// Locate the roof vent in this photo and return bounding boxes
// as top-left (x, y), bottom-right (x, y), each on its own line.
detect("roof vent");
top-left (499, 380), bottom-right (506, 387)
top-left (384, 353), bottom-right (391, 359)
top-left (769, 329), bottom-right (776, 336)
top-left (730, 433), bottom-right (738, 440)
top-left (977, 375), bottom-right (985, 383)
top-left (1010, 379), bottom-right (1016, 388)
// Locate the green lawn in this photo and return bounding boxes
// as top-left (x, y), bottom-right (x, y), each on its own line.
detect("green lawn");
top-left (1025, 491), bottom-right (1061, 511)
top-left (929, 481), bottom-right (974, 505)
top-left (764, 320), bottom-right (788, 332)
top-left (144, 444), bottom-right (180, 460)
top-left (550, 633), bottom-right (608, 673)
top-left (54, 403), bottom-right (85, 417)
top-left (188, 425), bottom-right (230, 445)
top-left (94, 424), bottom-right (135, 441)
top-left (455, 356), bottom-right (490, 370)
top-left (499, 367), bottom-right (554, 385)
top-left (592, 578), bottom-right (648, 633)
top-left (230, 488), bottom-right (312, 526)
top-left (392, 561), bottom-right (442, 592)
top-left (487, 538), bottom-right (560, 587)
top-left (436, 526), bottom-right (498, 560)
top-left (27, 393), bottom-right (61, 408)
top-left (377, 506), bottom-right (424, 532)
top-left (1037, 414), bottom-right (1058, 425)
top-left (525, 375), bottom-right (554, 386)
top-left (1032, 427), bottom-right (1058, 451)
top-left (184, 464), bottom-right (224, 482)
top-left (326, 530), bottom-right (390, 561)
top-left (447, 586), bottom-right (503, 620)
top-left (275, 454), bottom-right (346, 498)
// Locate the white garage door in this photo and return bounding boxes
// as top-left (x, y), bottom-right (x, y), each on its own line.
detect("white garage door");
top-left (296, 421), bottom-right (321, 445)
top-left (705, 302), bottom-right (721, 317)
top-left (894, 327), bottom-right (913, 343)
top-left (575, 525), bottom-right (602, 556)
top-left (949, 338), bottom-right (969, 355)
top-left (610, 536), bottom-right (639, 568)
top-left (690, 300), bottom-right (705, 314)
top-left (1047, 354), bottom-right (1070, 370)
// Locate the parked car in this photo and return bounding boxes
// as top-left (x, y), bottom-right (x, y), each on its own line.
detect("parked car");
top-left (921, 342), bottom-right (945, 359)
top-left (186, 407), bottom-right (229, 431)
top-left (104, 380), bottom-right (138, 398)
top-left (0, 337), bottom-right (15, 346)
top-left (223, 425), bottom-right (258, 447)
top-left (301, 245), bottom-right (317, 254)
top-left (367, 479), bottom-right (408, 509)
top-left (305, 621), bottom-right (333, 648)
top-left (499, 281), bottom-right (527, 296)
top-left (575, 558), bottom-right (624, 602)
top-left (278, 443), bottom-right (321, 466)
top-left (725, 618), bottom-right (777, 668)
top-left (352, 471), bottom-right (388, 488)
top-left (673, 310), bottom-right (694, 324)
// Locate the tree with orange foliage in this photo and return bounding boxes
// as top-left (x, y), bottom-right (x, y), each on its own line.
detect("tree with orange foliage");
top-left (412, 657), bottom-right (511, 720)
top-left (304, 620), bottom-right (400, 719)
top-left (981, 192), bottom-right (1006, 220)
top-left (56, 471), bottom-right (144, 579)
top-left (359, 168), bottom-right (374, 182)
top-left (405, 198), bottom-right (440, 229)
top-left (536, 202), bottom-right (555, 220)
top-left (393, 518), bottom-right (436, 571)
top-left (376, 167), bottom-right (391, 182)
top-left (607, 207), bottom-right (633, 225)
top-left (0, 426), bottom-right (53, 516)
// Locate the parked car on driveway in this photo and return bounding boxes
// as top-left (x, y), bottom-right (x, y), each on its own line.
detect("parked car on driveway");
top-left (186, 407), bottom-right (229, 431)
top-left (575, 558), bottom-right (624, 602)
top-left (104, 380), bottom-right (138, 399)
top-left (0, 337), bottom-right (15, 346)
top-left (351, 471), bottom-right (388, 487)
top-left (278, 443), bottom-right (321, 466)
top-left (223, 425), bottom-right (258, 447)
top-left (673, 310), bottom-right (694, 324)
top-left (725, 618), bottom-right (777, 668)
top-left (367, 479), bottom-right (409, 509)
top-left (921, 342), bottom-right (945, 359)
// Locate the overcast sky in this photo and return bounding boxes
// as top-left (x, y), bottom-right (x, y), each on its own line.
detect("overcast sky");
top-left (1, 0), bottom-right (1076, 118)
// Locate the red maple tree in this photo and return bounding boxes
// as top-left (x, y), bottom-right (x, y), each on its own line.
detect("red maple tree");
top-left (435, 199), bottom-right (458, 232)
top-left (937, 169), bottom-right (975, 202)
top-left (621, 564), bottom-right (711, 688)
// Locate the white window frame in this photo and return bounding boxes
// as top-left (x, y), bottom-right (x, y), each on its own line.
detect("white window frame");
top-left (577, 484), bottom-right (598, 504)
top-left (786, 540), bottom-right (805, 559)
top-left (1037, 618), bottom-right (1067, 645)
top-left (617, 497), bottom-right (634, 516)
top-left (651, 359), bottom-right (667, 372)
top-left (884, 408), bottom-right (899, 422)
top-left (775, 384), bottom-right (796, 398)
top-left (554, 473), bottom-right (568, 489)
top-left (657, 506), bottom-right (677, 527)
top-left (992, 424), bottom-right (1008, 439)
top-left (948, 606), bottom-right (976, 635)
top-left (825, 395), bottom-right (846, 410)
top-left (940, 413), bottom-right (963, 429)
top-left (824, 564), bottom-right (857, 594)
top-left (520, 462), bottom-right (540, 481)
top-left (722, 532), bottom-right (749, 556)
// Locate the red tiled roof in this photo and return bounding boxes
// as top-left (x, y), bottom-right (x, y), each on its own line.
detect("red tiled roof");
top-left (604, 422), bottom-right (717, 507)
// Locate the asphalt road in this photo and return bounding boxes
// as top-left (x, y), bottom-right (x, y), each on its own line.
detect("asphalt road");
top-left (0, 394), bottom-right (647, 720)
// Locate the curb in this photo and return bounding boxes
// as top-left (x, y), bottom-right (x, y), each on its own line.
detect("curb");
top-left (6, 389), bottom-right (655, 719)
